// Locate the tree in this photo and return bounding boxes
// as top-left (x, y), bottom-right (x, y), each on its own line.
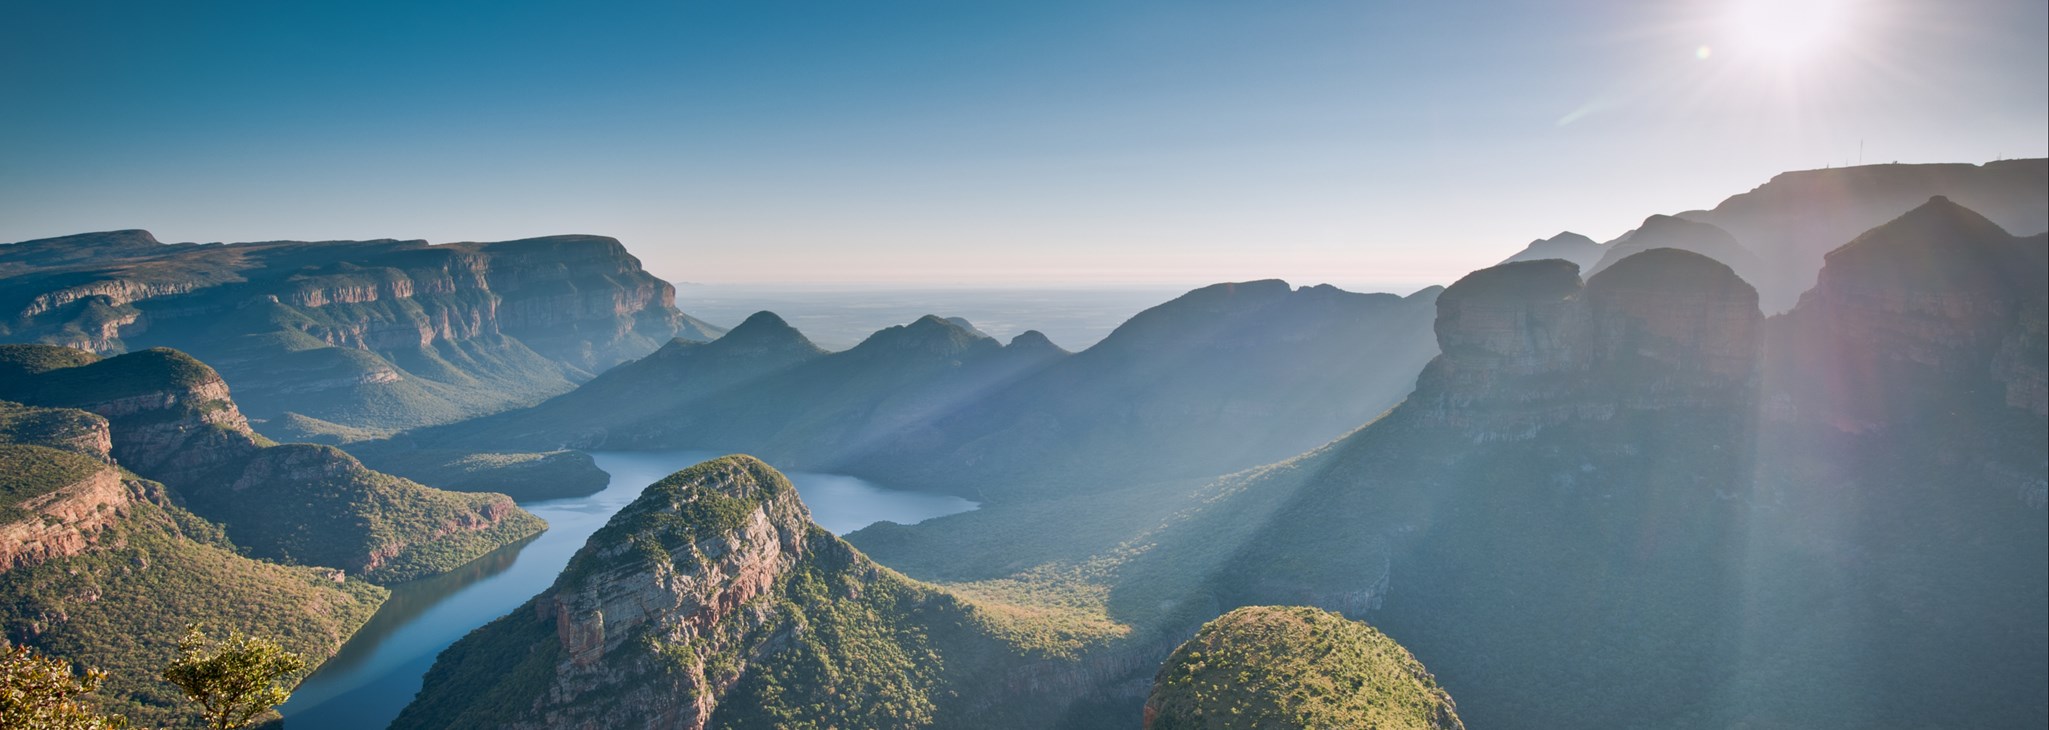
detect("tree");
top-left (160, 624), bottom-right (307, 730)
top-left (0, 644), bottom-right (130, 730)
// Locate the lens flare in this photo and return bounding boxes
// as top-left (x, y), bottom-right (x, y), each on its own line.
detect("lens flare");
top-left (1729, 0), bottom-right (1850, 64)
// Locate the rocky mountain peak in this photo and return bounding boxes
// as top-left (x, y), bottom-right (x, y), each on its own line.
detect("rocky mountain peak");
top-left (516, 456), bottom-right (815, 727)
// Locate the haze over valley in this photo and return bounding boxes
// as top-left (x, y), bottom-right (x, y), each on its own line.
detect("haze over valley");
top-left (2, 1), bottom-right (2044, 729)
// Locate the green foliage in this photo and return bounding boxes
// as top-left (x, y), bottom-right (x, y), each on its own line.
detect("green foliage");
top-left (0, 500), bottom-right (386, 727)
top-left (0, 400), bottom-right (107, 452)
top-left (160, 624), bottom-right (308, 730)
top-left (348, 444), bottom-right (610, 501)
top-left (556, 456), bottom-right (788, 586)
top-left (0, 645), bottom-right (130, 730)
top-left (1144, 606), bottom-right (1462, 730)
top-left (177, 444), bottom-right (547, 583)
top-left (7, 348), bottom-right (222, 407)
top-left (0, 444), bottom-right (105, 522)
top-left (0, 344), bottom-right (101, 383)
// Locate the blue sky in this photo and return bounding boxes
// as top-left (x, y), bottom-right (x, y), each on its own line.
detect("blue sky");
top-left (3, 0), bottom-right (2043, 289)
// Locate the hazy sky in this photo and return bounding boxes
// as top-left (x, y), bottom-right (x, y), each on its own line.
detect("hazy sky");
top-left (3, 0), bottom-right (2043, 289)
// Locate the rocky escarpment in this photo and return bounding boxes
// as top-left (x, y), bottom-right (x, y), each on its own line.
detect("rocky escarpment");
top-left (1773, 197), bottom-right (2049, 427)
top-left (0, 450), bottom-right (135, 573)
top-left (398, 455), bottom-right (1050, 730)
top-left (0, 230), bottom-right (723, 432)
top-left (0, 344), bottom-right (545, 583)
top-left (530, 457), bottom-right (811, 729)
top-left (1418, 249), bottom-right (1760, 440)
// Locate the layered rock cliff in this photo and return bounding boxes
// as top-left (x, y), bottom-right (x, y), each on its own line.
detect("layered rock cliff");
top-left (1418, 248), bottom-right (1760, 440)
top-left (0, 230), bottom-right (723, 433)
top-left (0, 344), bottom-right (544, 582)
top-left (1772, 196), bottom-right (2049, 426)
top-left (0, 397), bottom-right (388, 727)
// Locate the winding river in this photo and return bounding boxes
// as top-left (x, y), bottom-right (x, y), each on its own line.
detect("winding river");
top-left (277, 451), bottom-right (976, 729)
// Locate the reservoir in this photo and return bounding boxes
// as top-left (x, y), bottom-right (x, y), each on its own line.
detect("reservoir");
top-left (278, 451), bottom-right (976, 729)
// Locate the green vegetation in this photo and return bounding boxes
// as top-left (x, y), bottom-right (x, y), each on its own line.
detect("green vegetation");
top-left (0, 401), bottom-right (107, 452)
top-left (0, 344), bottom-right (101, 381)
top-left (2, 232), bottom-right (716, 433)
top-left (161, 624), bottom-right (308, 730)
top-left (1, 346), bottom-right (550, 584)
top-left (1144, 606), bottom-right (1462, 730)
top-left (346, 444), bottom-right (609, 501)
top-left (4, 347), bottom-right (222, 406)
top-left (177, 444), bottom-right (547, 583)
top-left (397, 457), bottom-right (1100, 729)
top-left (0, 645), bottom-right (130, 730)
top-left (0, 444), bottom-right (105, 522)
top-left (0, 498), bottom-right (386, 727)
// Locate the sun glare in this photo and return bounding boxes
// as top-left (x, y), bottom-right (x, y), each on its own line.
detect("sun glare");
top-left (1728, 0), bottom-right (1852, 64)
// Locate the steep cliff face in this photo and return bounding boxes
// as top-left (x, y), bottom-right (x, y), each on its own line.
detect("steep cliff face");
top-left (1418, 249), bottom-right (1760, 440)
top-left (0, 396), bottom-right (388, 728)
top-left (397, 456), bottom-right (1040, 730)
top-left (0, 344), bottom-right (544, 583)
top-left (1773, 197), bottom-right (2049, 427)
top-left (1178, 202), bottom-right (2045, 728)
top-left (0, 445), bottom-right (131, 572)
top-left (0, 230), bottom-right (723, 433)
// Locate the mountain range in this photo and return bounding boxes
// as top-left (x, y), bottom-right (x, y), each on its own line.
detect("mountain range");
top-left (0, 231), bottom-right (723, 440)
top-left (0, 159), bottom-right (2042, 729)
top-left (0, 343), bottom-right (546, 725)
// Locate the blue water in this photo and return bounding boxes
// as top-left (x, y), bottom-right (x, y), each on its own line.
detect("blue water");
top-left (278, 450), bottom-right (976, 729)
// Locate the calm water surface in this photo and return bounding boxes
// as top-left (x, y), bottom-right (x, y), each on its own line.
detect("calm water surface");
top-left (278, 450), bottom-right (975, 729)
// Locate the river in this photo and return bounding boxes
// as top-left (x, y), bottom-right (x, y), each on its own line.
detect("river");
top-left (277, 450), bottom-right (977, 729)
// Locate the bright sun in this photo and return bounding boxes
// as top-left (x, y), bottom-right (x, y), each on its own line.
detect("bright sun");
top-left (1728, 0), bottom-right (1852, 64)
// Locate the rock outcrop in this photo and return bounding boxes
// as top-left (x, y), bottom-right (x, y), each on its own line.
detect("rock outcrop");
top-left (0, 230), bottom-right (724, 433)
top-left (0, 453), bottom-right (134, 573)
top-left (397, 455), bottom-right (1031, 730)
top-left (1772, 197), bottom-right (2049, 426)
top-left (1419, 248), bottom-right (1760, 440)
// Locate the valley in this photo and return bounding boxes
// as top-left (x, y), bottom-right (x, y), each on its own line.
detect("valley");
top-left (2, 159), bottom-right (2043, 729)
